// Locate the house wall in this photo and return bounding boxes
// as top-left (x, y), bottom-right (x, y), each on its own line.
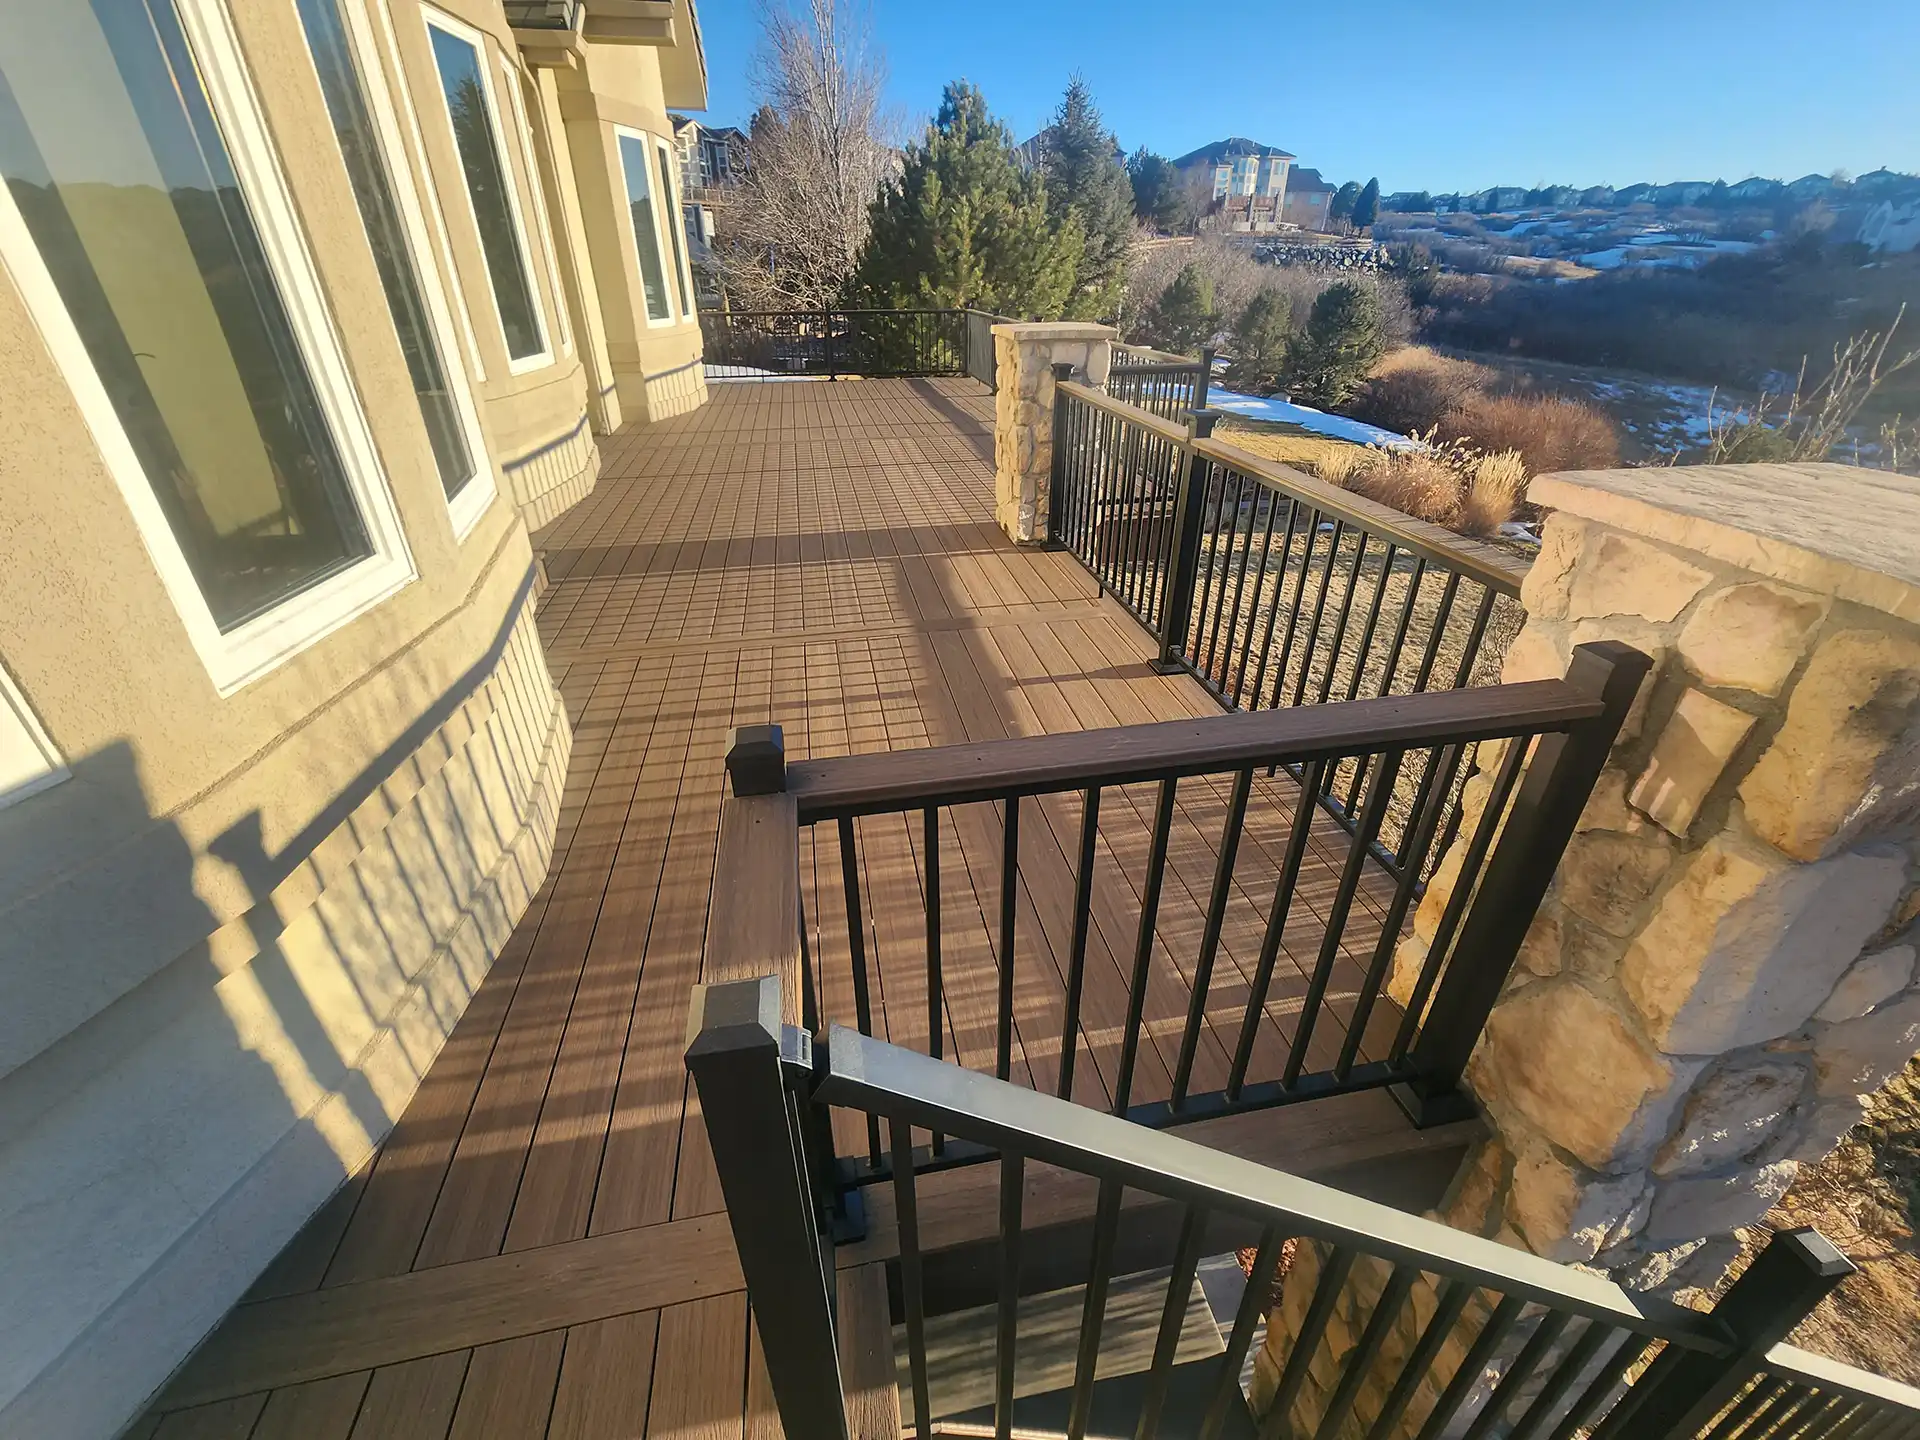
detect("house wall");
top-left (0, 0), bottom-right (717, 1432)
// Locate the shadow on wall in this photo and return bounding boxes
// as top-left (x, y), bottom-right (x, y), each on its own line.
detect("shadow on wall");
top-left (0, 564), bottom-right (561, 1437)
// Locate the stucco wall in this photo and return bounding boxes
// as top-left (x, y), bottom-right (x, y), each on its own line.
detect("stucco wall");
top-left (0, 1), bottom-right (579, 1433)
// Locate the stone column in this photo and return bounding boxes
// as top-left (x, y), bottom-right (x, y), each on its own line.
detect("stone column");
top-left (1254, 463), bottom-right (1920, 1438)
top-left (991, 322), bottom-right (1115, 543)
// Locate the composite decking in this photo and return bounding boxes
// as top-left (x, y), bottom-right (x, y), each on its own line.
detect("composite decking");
top-left (135, 378), bottom-right (1436, 1440)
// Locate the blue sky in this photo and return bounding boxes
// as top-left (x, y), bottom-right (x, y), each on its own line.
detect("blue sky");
top-left (692, 0), bottom-right (1919, 193)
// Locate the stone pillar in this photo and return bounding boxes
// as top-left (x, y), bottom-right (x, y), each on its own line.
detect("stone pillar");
top-left (1254, 463), bottom-right (1920, 1438)
top-left (991, 322), bottom-right (1115, 543)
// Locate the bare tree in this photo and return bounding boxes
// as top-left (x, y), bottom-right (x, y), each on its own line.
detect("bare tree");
top-left (717, 0), bottom-right (895, 310)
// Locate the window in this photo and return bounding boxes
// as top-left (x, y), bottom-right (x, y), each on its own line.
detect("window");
top-left (615, 127), bottom-right (671, 324)
top-left (297, 0), bottom-right (493, 531)
top-left (422, 10), bottom-right (548, 370)
top-left (654, 139), bottom-right (692, 318)
top-left (0, 0), bottom-right (413, 691)
top-left (500, 59), bottom-right (568, 354)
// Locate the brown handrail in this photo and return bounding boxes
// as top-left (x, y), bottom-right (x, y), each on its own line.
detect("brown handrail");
top-left (788, 675), bottom-right (1601, 821)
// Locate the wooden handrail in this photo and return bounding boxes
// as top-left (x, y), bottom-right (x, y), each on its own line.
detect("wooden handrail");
top-left (787, 677), bottom-right (1603, 820)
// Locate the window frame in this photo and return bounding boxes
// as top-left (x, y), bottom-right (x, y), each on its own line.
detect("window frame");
top-left (653, 133), bottom-right (695, 320)
top-left (612, 122), bottom-right (675, 329)
top-left (305, 0), bottom-right (498, 540)
top-left (499, 56), bottom-right (569, 356)
top-left (419, 5), bottom-right (551, 375)
top-left (0, 0), bottom-right (417, 696)
top-left (0, 664), bottom-right (66, 812)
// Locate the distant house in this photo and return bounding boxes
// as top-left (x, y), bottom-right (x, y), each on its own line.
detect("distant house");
top-left (1725, 176), bottom-right (1783, 202)
top-left (1579, 185), bottom-right (1616, 208)
top-left (1281, 167), bottom-right (1337, 230)
top-left (1854, 168), bottom-right (1918, 199)
top-left (1470, 186), bottom-right (1528, 213)
top-left (1654, 181), bottom-right (1715, 206)
top-left (1615, 182), bottom-right (1657, 206)
top-left (1786, 173), bottom-right (1838, 201)
top-left (1173, 137), bottom-right (1296, 231)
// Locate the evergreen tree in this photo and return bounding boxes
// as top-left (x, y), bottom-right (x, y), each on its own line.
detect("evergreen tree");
top-left (1285, 281), bottom-right (1384, 408)
top-left (853, 81), bottom-right (1081, 318)
top-left (1225, 290), bottom-right (1293, 394)
top-left (1353, 178), bottom-right (1381, 228)
top-left (1141, 262), bottom-right (1216, 354)
top-left (1126, 147), bottom-right (1185, 232)
top-left (1331, 181), bottom-right (1362, 225)
top-left (1041, 76), bottom-right (1135, 319)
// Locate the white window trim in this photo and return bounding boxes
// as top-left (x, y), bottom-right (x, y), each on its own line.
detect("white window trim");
top-left (0, 0), bottom-right (416, 697)
top-left (654, 133), bottom-right (696, 322)
top-left (500, 57), bottom-right (570, 356)
top-left (420, 6), bottom-right (552, 375)
top-left (367, 0), bottom-right (484, 381)
top-left (613, 123), bottom-right (676, 330)
top-left (0, 664), bottom-right (67, 811)
top-left (322, 0), bottom-right (498, 541)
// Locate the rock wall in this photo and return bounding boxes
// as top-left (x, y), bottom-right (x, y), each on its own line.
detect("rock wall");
top-left (991, 322), bottom-right (1115, 543)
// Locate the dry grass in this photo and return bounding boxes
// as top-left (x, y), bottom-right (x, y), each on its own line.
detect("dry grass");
top-left (1214, 415), bottom-right (1373, 477)
top-left (1460, 451), bottom-right (1530, 536)
top-left (1324, 441), bottom-right (1532, 538)
top-left (1434, 392), bottom-right (1622, 474)
top-left (1349, 348), bottom-right (1499, 435)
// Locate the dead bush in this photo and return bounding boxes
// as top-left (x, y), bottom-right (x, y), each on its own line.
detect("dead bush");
top-left (1459, 451), bottom-right (1530, 536)
top-left (1435, 392), bottom-right (1620, 474)
top-left (1325, 436), bottom-right (1530, 538)
top-left (1349, 347), bottom-right (1497, 434)
top-left (1342, 449), bottom-right (1464, 529)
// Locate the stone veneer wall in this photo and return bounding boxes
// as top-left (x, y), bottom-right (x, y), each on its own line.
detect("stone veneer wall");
top-left (1255, 463), bottom-right (1920, 1439)
top-left (991, 322), bottom-right (1115, 543)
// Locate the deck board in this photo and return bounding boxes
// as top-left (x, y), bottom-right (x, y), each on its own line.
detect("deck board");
top-left (141, 377), bottom-right (1436, 1438)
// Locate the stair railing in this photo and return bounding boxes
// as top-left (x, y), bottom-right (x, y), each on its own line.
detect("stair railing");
top-left (686, 973), bottom-right (1920, 1440)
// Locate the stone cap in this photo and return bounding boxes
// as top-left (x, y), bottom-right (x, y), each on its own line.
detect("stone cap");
top-left (990, 321), bottom-right (1118, 341)
top-left (1533, 463), bottom-right (1920, 625)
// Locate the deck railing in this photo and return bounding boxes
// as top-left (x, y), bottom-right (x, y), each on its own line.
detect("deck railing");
top-left (710, 640), bottom-right (1643, 1202)
top-left (1051, 376), bottom-right (1530, 881)
top-left (700, 307), bottom-right (970, 378)
top-left (1106, 343), bottom-right (1215, 421)
top-left (687, 973), bottom-right (1920, 1440)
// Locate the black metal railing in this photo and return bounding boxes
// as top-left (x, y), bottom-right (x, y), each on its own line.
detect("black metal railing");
top-left (686, 973), bottom-right (1920, 1440)
top-left (716, 640), bottom-right (1642, 1198)
top-left (700, 308), bottom-right (969, 378)
top-left (1106, 343), bottom-right (1214, 421)
top-left (1052, 377), bottom-right (1530, 881)
top-left (966, 308), bottom-right (1019, 390)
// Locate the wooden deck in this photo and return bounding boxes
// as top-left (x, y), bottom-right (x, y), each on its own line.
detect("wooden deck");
top-left (135, 378), bottom-right (1450, 1440)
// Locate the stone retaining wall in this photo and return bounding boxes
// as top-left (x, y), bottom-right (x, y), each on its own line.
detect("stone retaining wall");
top-left (991, 322), bottom-right (1115, 543)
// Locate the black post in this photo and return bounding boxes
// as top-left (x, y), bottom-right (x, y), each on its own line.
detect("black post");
top-left (1194, 345), bottom-right (1216, 412)
top-left (1593, 1229), bottom-right (1853, 1440)
top-left (685, 977), bottom-right (851, 1440)
top-left (823, 308), bottom-right (836, 380)
top-left (1393, 640), bottom-right (1651, 1126)
top-left (1046, 361), bottom-right (1074, 548)
top-left (726, 723), bottom-right (786, 796)
top-left (1150, 408), bottom-right (1221, 675)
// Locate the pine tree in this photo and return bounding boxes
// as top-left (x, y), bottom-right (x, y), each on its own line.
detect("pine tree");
top-left (1126, 148), bottom-right (1184, 232)
top-left (1285, 281), bottom-right (1384, 407)
top-left (1041, 76), bottom-right (1135, 319)
top-left (1142, 262), bottom-right (1216, 354)
top-left (1330, 181), bottom-right (1362, 226)
top-left (853, 81), bottom-right (1081, 318)
top-left (1225, 290), bottom-right (1293, 394)
top-left (1353, 178), bottom-right (1381, 229)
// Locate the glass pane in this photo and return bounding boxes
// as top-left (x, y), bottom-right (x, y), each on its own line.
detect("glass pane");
top-left (426, 23), bottom-right (542, 360)
top-left (655, 143), bottom-right (690, 316)
top-left (297, 0), bottom-right (474, 501)
top-left (617, 132), bottom-right (670, 321)
top-left (0, 0), bottom-right (372, 631)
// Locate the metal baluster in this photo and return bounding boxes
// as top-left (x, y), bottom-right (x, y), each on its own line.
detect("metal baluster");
top-left (1337, 742), bottom-right (1465, 1078)
top-left (1202, 473), bottom-right (1247, 686)
top-left (1508, 1320), bottom-right (1615, 1440)
top-left (1365, 1278), bottom-right (1474, 1440)
top-left (1229, 759), bottom-right (1326, 1096)
top-left (1284, 748), bottom-right (1404, 1087)
top-left (994, 1153), bottom-right (1023, 1440)
top-left (1267, 507), bottom-right (1323, 710)
top-left (1461, 1310), bottom-right (1572, 1440)
top-left (1313, 531), bottom-right (1371, 706)
top-left (998, 795), bottom-right (1019, 1082)
top-left (1199, 1226), bottom-right (1287, 1440)
top-left (1313, 1264), bottom-right (1417, 1440)
top-left (925, 806), bottom-right (944, 1156)
top-left (1289, 518), bottom-right (1346, 708)
top-left (1115, 777), bottom-right (1177, 1114)
top-left (1408, 570), bottom-right (1463, 693)
top-left (1387, 735), bottom-right (1530, 1064)
top-left (1066, 1179), bottom-right (1125, 1440)
top-left (838, 815), bottom-right (882, 1165)
top-left (893, 1120), bottom-right (931, 1440)
top-left (1138, 1205), bottom-right (1210, 1440)
top-left (1245, 498), bottom-right (1300, 709)
top-left (1344, 557), bottom-right (1427, 812)
top-left (1172, 767), bottom-right (1254, 1109)
top-left (1229, 487), bottom-right (1283, 708)
top-left (1543, 1332), bottom-right (1657, 1440)
top-left (1343, 542), bottom-right (1396, 704)
top-left (1268, 1246), bottom-right (1359, 1427)
top-left (1057, 786), bottom-right (1102, 1100)
top-left (1214, 479), bottom-right (1265, 694)
top-left (1412, 1295), bottom-right (1527, 1440)
top-left (1186, 471), bottom-right (1230, 683)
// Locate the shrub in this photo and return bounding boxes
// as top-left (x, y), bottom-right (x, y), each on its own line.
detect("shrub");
top-left (1342, 450), bottom-right (1462, 527)
top-left (1434, 392), bottom-right (1620, 474)
top-left (1319, 437), bottom-right (1530, 538)
top-left (1348, 348), bottom-right (1496, 434)
top-left (1286, 281), bottom-right (1386, 408)
top-left (1226, 291), bottom-right (1293, 393)
top-left (1460, 451), bottom-right (1530, 536)
top-left (1141, 261), bottom-right (1217, 353)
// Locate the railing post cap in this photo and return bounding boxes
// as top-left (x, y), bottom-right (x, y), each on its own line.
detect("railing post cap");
top-left (727, 723), bottom-right (786, 796)
top-left (1185, 407), bottom-right (1222, 438)
top-left (684, 975), bottom-right (783, 1058)
top-left (1051, 360), bottom-right (1076, 378)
